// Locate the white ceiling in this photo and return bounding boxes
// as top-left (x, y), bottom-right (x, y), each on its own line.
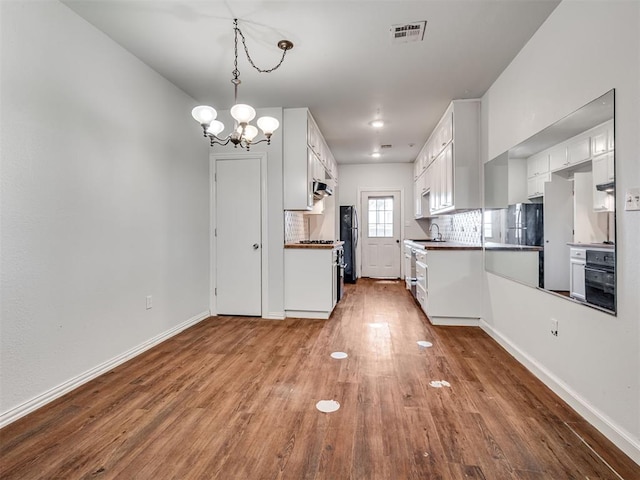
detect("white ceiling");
top-left (62, 0), bottom-right (560, 165)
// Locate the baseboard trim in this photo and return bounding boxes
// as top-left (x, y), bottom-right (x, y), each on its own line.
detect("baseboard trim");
top-left (0, 310), bottom-right (211, 428)
top-left (263, 312), bottom-right (286, 320)
top-left (429, 316), bottom-right (480, 327)
top-left (479, 319), bottom-right (640, 466)
top-left (284, 310), bottom-right (331, 320)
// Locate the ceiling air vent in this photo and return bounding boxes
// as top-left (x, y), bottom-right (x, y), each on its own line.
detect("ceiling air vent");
top-left (391, 21), bottom-right (427, 44)
top-left (380, 144), bottom-right (392, 149)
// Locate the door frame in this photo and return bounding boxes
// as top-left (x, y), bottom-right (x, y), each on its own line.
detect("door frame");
top-left (357, 187), bottom-right (405, 279)
top-left (210, 152), bottom-right (270, 317)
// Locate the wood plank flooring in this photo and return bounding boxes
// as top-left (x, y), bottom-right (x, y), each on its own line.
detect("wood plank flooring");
top-left (1, 279), bottom-right (638, 479)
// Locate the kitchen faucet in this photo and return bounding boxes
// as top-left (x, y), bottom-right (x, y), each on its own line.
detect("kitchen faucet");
top-left (429, 222), bottom-right (443, 241)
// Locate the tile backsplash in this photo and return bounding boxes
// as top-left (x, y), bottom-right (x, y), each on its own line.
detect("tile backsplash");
top-left (284, 211), bottom-right (308, 243)
top-left (437, 209), bottom-right (481, 244)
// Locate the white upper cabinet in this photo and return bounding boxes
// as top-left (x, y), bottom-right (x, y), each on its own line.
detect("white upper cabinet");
top-left (430, 100), bottom-right (480, 216)
top-left (412, 100), bottom-right (480, 218)
top-left (284, 108), bottom-right (338, 210)
top-left (527, 152), bottom-right (550, 178)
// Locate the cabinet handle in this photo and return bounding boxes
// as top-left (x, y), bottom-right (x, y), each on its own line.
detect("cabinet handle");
top-left (252, 243), bottom-right (260, 250)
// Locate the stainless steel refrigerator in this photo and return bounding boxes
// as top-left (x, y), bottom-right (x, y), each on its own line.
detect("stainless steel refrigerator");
top-left (506, 203), bottom-right (544, 246)
top-left (506, 202), bottom-right (544, 287)
top-left (340, 205), bottom-right (358, 283)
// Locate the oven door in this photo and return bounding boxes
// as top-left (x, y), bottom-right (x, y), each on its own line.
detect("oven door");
top-left (584, 266), bottom-right (615, 311)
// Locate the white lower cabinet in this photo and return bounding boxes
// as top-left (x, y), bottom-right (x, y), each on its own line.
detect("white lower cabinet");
top-left (425, 250), bottom-right (482, 325)
top-left (284, 247), bottom-right (339, 319)
top-left (569, 247), bottom-right (586, 302)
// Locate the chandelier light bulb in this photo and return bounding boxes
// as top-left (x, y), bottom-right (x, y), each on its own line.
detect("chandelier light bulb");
top-left (192, 105), bottom-right (217, 126)
top-left (257, 116), bottom-right (280, 135)
top-left (242, 125), bottom-right (259, 142)
top-left (207, 120), bottom-right (225, 136)
top-left (230, 104), bottom-right (256, 124)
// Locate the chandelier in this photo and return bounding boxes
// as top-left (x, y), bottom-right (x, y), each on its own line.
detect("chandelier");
top-left (191, 19), bottom-right (294, 150)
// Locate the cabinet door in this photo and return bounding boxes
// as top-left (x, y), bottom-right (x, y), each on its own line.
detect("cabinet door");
top-left (429, 153), bottom-right (442, 213)
top-left (414, 178), bottom-right (422, 218)
top-left (527, 172), bottom-right (550, 198)
top-left (549, 146), bottom-right (567, 171)
top-left (592, 156), bottom-right (612, 212)
top-left (570, 259), bottom-right (586, 301)
top-left (607, 153), bottom-right (614, 181)
top-left (306, 149), bottom-right (315, 208)
top-left (566, 137), bottom-right (591, 166)
top-left (607, 123), bottom-right (615, 151)
top-left (591, 128), bottom-right (608, 157)
top-left (527, 152), bottom-right (549, 177)
top-left (441, 144), bottom-right (454, 208)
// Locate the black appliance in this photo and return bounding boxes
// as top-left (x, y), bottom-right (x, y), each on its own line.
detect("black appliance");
top-left (336, 247), bottom-right (345, 302)
top-left (312, 181), bottom-right (333, 199)
top-left (506, 203), bottom-right (544, 288)
top-left (299, 240), bottom-right (334, 244)
top-left (506, 203), bottom-right (544, 246)
top-left (585, 250), bottom-right (615, 311)
top-left (339, 205), bottom-right (359, 283)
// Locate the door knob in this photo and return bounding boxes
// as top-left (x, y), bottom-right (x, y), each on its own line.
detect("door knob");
top-left (252, 243), bottom-right (260, 250)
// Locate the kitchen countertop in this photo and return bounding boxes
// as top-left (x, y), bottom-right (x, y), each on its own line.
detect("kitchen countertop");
top-left (484, 242), bottom-right (543, 251)
top-left (285, 241), bottom-right (344, 249)
top-left (567, 242), bottom-right (614, 249)
top-left (405, 240), bottom-right (482, 251)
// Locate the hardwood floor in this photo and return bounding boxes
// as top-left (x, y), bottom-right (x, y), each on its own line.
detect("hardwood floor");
top-left (1, 279), bottom-right (638, 479)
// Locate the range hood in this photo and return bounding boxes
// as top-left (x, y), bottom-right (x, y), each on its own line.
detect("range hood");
top-left (596, 181), bottom-right (615, 192)
top-left (313, 181), bottom-right (333, 199)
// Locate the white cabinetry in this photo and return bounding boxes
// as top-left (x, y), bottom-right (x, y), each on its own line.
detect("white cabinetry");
top-left (284, 247), bottom-right (340, 319)
top-left (424, 249), bottom-right (482, 325)
top-left (412, 100), bottom-right (480, 218)
top-left (569, 247), bottom-right (586, 302)
top-left (284, 108), bottom-right (338, 210)
top-left (527, 172), bottom-right (551, 199)
top-left (526, 151), bottom-right (551, 199)
top-left (592, 153), bottom-right (614, 212)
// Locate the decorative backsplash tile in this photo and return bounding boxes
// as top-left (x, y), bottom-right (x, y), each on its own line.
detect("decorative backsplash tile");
top-left (284, 211), bottom-right (308, 243)
top-left (437, 209), bottom-right (481, 244)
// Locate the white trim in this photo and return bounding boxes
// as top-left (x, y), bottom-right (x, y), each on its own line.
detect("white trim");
top-left (0, 310), bottom-right (210, 428)
top-left (479, 319), bottom-right (640, 465)
top-left (264, 312), bottom-right (286, 320)
top-left (356, 187), bottom-right (405, 279)
top-left (210, 152), bottom-right (269, 318)
top-left (429, 316), bottom-right (480, 327)
top-left (285, 310), bottom-right (332, 320)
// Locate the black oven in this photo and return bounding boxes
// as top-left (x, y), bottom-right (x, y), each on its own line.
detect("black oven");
top-left (584, 249), bottom-right (615, 312)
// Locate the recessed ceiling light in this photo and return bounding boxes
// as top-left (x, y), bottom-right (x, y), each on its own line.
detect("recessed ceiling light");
top-left (370, 119), bottom-right (385, 128)
top-left (371, 152), bottom-right (381, 158)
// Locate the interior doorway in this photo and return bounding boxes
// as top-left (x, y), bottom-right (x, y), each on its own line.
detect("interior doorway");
top-left (211, 153), bottom-right (268, 316)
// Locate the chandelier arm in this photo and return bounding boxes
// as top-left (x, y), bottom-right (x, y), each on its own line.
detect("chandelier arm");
top-left (235, 21), bottom-right (290, 73)
top-left (209, 136), bottom-right (233, 147)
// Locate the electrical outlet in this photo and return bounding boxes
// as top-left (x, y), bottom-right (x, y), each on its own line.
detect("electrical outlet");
top-left (146, 295), bottom-right (153, 310)
top-left (624, 187), bottom-right (640, 211)
top-left (550, 318), bottom-right (558, 337)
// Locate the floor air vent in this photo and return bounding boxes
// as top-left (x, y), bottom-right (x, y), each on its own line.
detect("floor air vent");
top-left (391, 21), bottom-right (427, 44)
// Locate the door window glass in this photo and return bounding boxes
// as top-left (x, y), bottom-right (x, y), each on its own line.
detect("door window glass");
top-left (368, 197), bottom-right (393, 237)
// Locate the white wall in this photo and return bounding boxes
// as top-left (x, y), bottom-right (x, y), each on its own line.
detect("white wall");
top-left (481, 0), bottom-right (640, 463)
top-left (0, 1), bottom-right (210, 423)
top-left (337, 163), bottom-right (430, 277)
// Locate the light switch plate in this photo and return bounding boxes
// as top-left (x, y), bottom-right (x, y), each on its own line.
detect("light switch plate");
top-left (624, 187), bottom-right (640, 211)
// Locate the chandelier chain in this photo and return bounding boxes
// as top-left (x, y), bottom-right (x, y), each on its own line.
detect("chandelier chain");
top-left (234, 19), bottom-right (290, 74)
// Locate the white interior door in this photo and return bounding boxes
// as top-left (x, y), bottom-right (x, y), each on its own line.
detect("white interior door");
top-left (543, 178), bottom-right (573, 291)
top-left (360, 190), bottom-right (401, 278)
top-left (216, 158), bottom-right (262, 315)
